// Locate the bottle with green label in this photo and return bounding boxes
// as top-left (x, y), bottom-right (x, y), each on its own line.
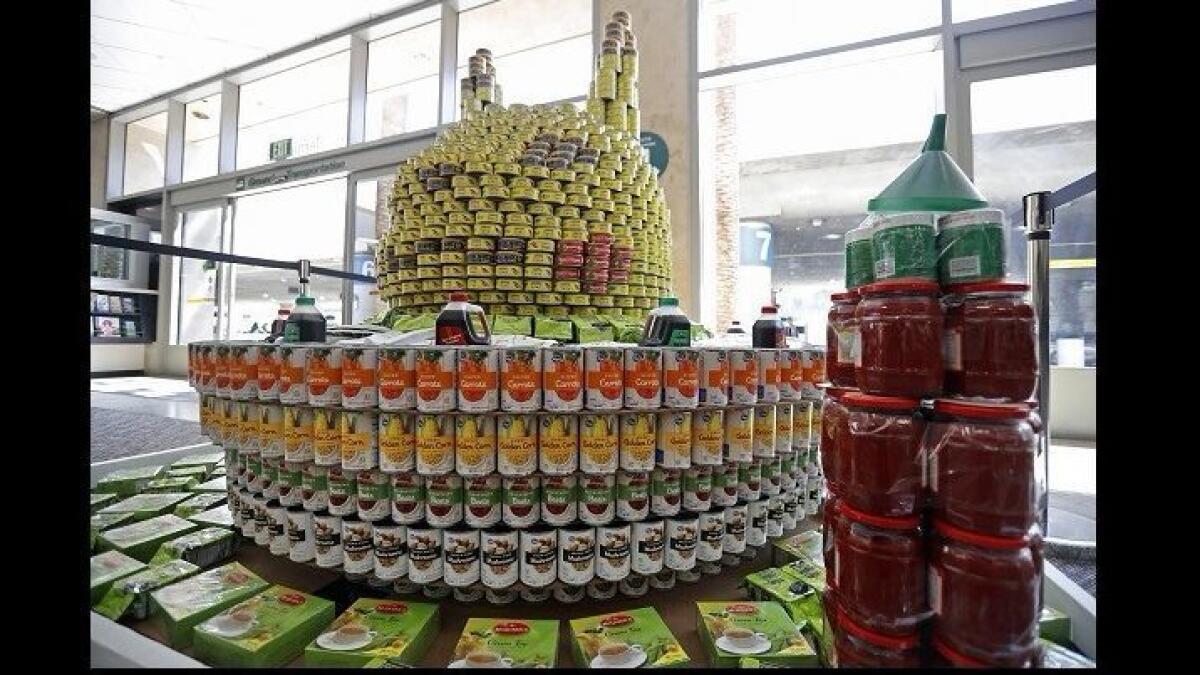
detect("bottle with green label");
top-left (639, 297), bottom-right (692, 347)
top-left (283, 295), bottom-right (326, 343)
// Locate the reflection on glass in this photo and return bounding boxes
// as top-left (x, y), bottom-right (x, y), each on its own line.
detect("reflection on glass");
top-left (91, 222), bottom-right (129, 280)
top-left (971, 66), bottom-right (1096, 366)
top-left (124, 112), bottom-right (168, 194)
top-left (177, 207), bottom-right (222, 344)
top-left (351, 177), bottom-right (391, 323)
top-left (229, 179), bottom-right (347, 338)
top-left (183, 96), bottom-right (221, 182)
top-left (367, 18), bottom-right (441, 140)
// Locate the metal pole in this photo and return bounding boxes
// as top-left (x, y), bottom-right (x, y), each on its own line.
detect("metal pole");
top-left (298, 259), bottom-right (312, 297)
top-left (1023, 192), bottom-right (1053, 536)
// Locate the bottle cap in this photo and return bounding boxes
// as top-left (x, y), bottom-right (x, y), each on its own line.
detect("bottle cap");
top-left (449, 291), bottom-right (470, 302)
top-left (761, 305), bottom-right (777, 314)
top-left (295, 295), bottom-right (316, 306)
top-left (658, 297), bottom-right (678, 307)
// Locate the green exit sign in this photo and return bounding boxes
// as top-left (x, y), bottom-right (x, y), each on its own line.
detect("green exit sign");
top-left (269, 138), bottom-right (293, 161)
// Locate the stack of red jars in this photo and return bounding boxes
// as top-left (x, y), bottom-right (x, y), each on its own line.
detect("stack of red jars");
top-left (821, 276), bottom-right (1042, 667)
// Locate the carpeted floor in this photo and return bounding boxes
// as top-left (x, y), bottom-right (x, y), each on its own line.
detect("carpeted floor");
top-left (90, 407), bottom-right (207, 461)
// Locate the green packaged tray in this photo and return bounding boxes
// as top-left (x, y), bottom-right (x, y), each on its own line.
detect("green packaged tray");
top-left (150, 526), bottom-right (238, 567)
top-left (189, 505), bottom-right (236, 530)
top-left (95, 465), bottom-right (165, 496)
top-left (97, 492), bottom-right (194, 522)
top-left (150, 562), bottom-right (269, 648)
top-left (98, 514), bottom-right (200, 562)
top-left (193, 585), bottom-right (335, 667)
top-left (174, 493), bottom-right (227, 518)
top-left (93, 559), bottom-right (201, 621)
top-left (90, 550), bottom-right (147, 604)
top-left (304, 599), bottom-right (440, 667)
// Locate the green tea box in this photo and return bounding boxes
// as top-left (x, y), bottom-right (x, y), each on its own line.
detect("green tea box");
top-left (95, 464), bottom-right (165, 496)
top-left (150, 561), bottom-right (270, 648)
top-left (744, 563), bottom-right (828, 663)
top-left (305, 599), bottom-right (440, 667)
top-left (450, 618), bottom-right (560, 668)
top-left (738, 657), bottom-right (791, 668)
top-left (172, 451), bottom-right (225, 471)
top-left (99, 514), bottom-right (200, 562)
top-left (91, 511), bottom-right (135, 551)
top-left (90, 551), bottom-right (147, 604)
top-left (696, 601), bottom-right (819, 668)
top-left (94, 559), bottom-right (201, 621)
top-left (193, 477), bottom-right (230, 493)
top-left (167, 465), bottom-right (211, 482)
top-left (174, 492), bottom-right (227, 518)
top-left (189, 505), bottom-right (236, 530)
top-left (150, 526), bottom-right (238, 567)
top-left (771, 530), bottom-right (823, 567)
top-left (91, 493), bottom-right (118, 513)
top-left (1039, 639), bottom-right (1095, 668)
top-left (147, 476), bottom-right (200, 493)
top-left (98, 492), bottom-right (194, 522)
top-left (1040, 607), bottom-right (1072, 646)
top-left (570, 607), bottom-right (690, 668)
top-left (193, 585), bottom-right (335, 667)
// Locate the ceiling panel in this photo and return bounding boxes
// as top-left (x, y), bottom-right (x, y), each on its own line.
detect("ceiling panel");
top-left (91, 0), bottom-right (430, 112)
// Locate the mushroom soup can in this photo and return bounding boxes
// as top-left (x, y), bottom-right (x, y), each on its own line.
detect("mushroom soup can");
top-left (480, 527), bottom-right (520, 589)
top-left (406, 525), bottom-right (444, 584)
top-left (543, 346), bottom-right (584, 411)
top-left (520, 527), bottom-right (558, 588)
top-left (623, 347), bottom-right (663, 409)
top-left (559, 524), bottom-right (597, 585)
top-left (342, 517), bottom-right (374, 575)
top-left (252, 494), bottom-right (270, 545)
top-left (578, 413), bottom-right (619, 474)
top-left (781, 492), bottom-right (798, 531)
top-left (538, 414), bottom-right (578, 475)
top-left (753, 404), bottom-right (777, 459)
top-left (619, 412), bottom-right (656, 471)
top-left (724, 406), bottom-right (754, 463)
top-left (728, 349), bottom-right (758, 405)
top-left (666, 514), bottom-right (699, 571)
top-left (259, 402), bottom-right (286, 459)
top-left (464, 474), bottom-right (502, 528)
top-left (455, 414), bottom-right (497, 476)
top-left (699, 348), bottom-right (730, 406)
top-left (723, 504), bottom-right (748, 554)
top-left (378, 412), bottom-right (416, 473)
top-left (662, 347), bottom-right (700, 409)
top-left (286, 506), bottom-right (315, 562)
top-left (283, 405), bottom-right (315, 463)
top-left (378, 346), bottom-right (417, 411)
top-left (747, 498), bottom-right (769, 546)
top-left (356, 468), bottom-right (392, 522)
top-left (499, 346), bottom-right (542, 412)
top-left (312, 407), bottom-right (342, 467)
top-left (442, 527), bottom-right (481, 587)
top-left (655, 410), bottom-right (693, 469)
top-left (697, 509), bottom-right (725, 562)
top-left (306, 345), bottom-right (342, 408)
top-left (390, 473), bottom-right (425, 525)
top-left (340, 345), bottom-right (379, 409)
top-left (415, 414), bottom-right (455, 475)
top-left (415, 347), bottom-right (457, 413)
top-left (757, 349), bottom-right (781, 403)
top-left (341, 408), bottom-right (379, 471)
top-left (584, 346), bottom-right (625, 410)
top-left (502, 475), bottom-right (540, 528)
top-left (496, 413), bottom-right (538, 476)
top-left (267, 501), bottom-right (289, 556)
top-left (631, 518), bottom-right (665, 575)
top-left (619, 573), bottom-right (649, 597)
top-left (484, 587), bottom-right (518, 605)
top-left (425, 473), bottom-right (464, 527)
top-left (540, 473), bottom-right (578, 526)
top-left (372, 520), bottom-right (408, 579)
top-left (327, 466), bottom-right (359, 517)
top-left (767, 495), bottom-right (785, 538)
top-left (457, 346), bottom-right (499, 412)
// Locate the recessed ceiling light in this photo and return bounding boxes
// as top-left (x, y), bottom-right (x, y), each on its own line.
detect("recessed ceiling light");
top-left (191, 110), bottom-right (210, 120)
top-left (823, 233), bottom-right (841, 240)
top-left (811, 218), bottom-right (824, 227)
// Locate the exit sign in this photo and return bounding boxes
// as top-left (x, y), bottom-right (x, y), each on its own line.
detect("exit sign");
top-left (270, 138), bottom-right (293, 161)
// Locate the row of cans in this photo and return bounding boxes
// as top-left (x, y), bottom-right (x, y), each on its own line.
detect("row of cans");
top-left (227, 447), bottom-right (823, 528)
top-left (231, 489), bottom-right (818, 590)
top-left (187, 341), bottom-right (828, 412)
top-left (202, 401), bottom-right (823, 475)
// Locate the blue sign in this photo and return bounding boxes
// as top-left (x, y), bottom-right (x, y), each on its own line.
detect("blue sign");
top-left (639, 131), bottom-right (669, 176)
top-left (739, 223), bottom-right (773, 267)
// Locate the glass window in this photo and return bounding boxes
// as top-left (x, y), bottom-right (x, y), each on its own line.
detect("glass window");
top-left (698, 38), bottom-right (944, 337)
top-left (183, 96), bottom-right (221, 182)
top-left (176, 207), bottom-right (223, 344)
top-left (229, 179), bottom-right (347, 338)
top-left (970, 65), bottom-right (1096, 366)
top-left (237, 52), bottom-right (351, 170)
top-left (456, 0), bottom-right (592, 113)
top-left (953, 0), bottom-right (1075, 22)
top-left (699, 0), bottom-right (941, 72)
top-left (123, 112), bottom-right (168, 194)
top-left (91, 221), bottom-right (130, 280)
top-left (350, 176), bottom-right (393, 324)
top-left (367, 15), bottom-right (441, 140)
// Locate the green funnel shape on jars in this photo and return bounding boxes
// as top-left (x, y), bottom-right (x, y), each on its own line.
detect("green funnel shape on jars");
top-left (868, 114), bottom-right (988, 213)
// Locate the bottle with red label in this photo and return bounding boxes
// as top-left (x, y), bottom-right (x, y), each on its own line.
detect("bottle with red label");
top-left (435, 292), bottom-right (492, 346)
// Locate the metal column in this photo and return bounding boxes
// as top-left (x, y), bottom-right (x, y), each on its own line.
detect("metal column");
top-left (1023, 191), bottom-right (1053, 533)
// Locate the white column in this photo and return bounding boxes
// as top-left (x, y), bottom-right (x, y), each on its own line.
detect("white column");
top-left (437, 0), bottom-right (461, 125)
top-left (348, 34), bottom-right (369, 145)
top-left (217, 80), bottom-right (240, 173)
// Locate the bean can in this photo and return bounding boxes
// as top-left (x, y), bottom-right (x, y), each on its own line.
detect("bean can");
top-left (500, 347), bottom-right (542, 412)
top-left (779, 349), bottom-right (805, 401)
top-left (342, 517), bottom-right (374, 575)
top-left (623, 347), bottom-right (662, 409)
top-left (258, 403), bottom-right (285, 459)
top-left (728, 349), bottom-right (758, 405)
top-left (443, 527), bottom-right (481, 587)
top-left (464, 474), bottom-right (502, 528)
top-left (691, 408), bottom-right (724, 466)
top-left (762, 458), bottom-right (782, 497)
top-left (455, 414), bottom-right (497, 476)
top-left (425, 473), bottom-right (464, 527)
top-left (538, 414), bottom-right (578, 475)
top-left (579, 413), bottom-right (619, 474)
top-left (699, 348), bottom-right (730, 406)
top-left (406, 526), bottom-right (443, 584)
top-left (683, 466), bottom-right (713, 512)
top-left (496, 414), bottom-right (537, 476)
top-left (616, 470), bottom-right (650, 521)
top-left (277, 461), bottom-right (304, 507)
top-left (655, 410), bottom-right (692, 469)
top-left (306, 345), bottom-right (342, 408)
top-left (753, 405), bottom-right (777, 459)
top-left (256, 344), bottom-right (282, 401)
top-left (378, 412), bottom-right (416, 473)
top-left (631, 519), bottom-right (665, 575)
top-left (327, 466), bottom-right (358, 517)
top-left (711, 464), bottom-right (738, 507)
top-left (651, 468), bottom-right (682, 517)
top-left (697, 509), bottom-right (725, 562)
top-left (502, 475), bottom-right (540, 527)
top-left (558, 524), bottom-right (597, 585)
top-left (481, 527), bottom-right (520, 589)
top-left (390, 473), bottom-right (425, 525)
top-left (542, 346), bottom-right (584, 411)
top-left (619, 412), bottom-right (656, 471)
top-left (415, 347), bottom-right (456, 413)
top-left (578, 473), bottom-right (616, 525)
top-left (262, 457), bottom-right (280, 500)
top-left (584, 346), bottom-right (625, 410)
top-left (312, 407), bottom-right (342, 467)
top-left (283, 405), bottom-right (314, 463)
top-left (541, 473), bottom-right (578, 526)
top-left (757, 349), bottom-right (781, 403)
top-left (340, 345), bottom-right (379, 409)
top-left (378, 347), bottom-right (417, 411)
top-left (520, 527), bottom-right (558, 588)
top-left (724, 406), bottom-right (754, 463)
top-left (662, 348), bottom-right (700, 408)
top-left (738, 461), bottom-right (763, 502)
top-left (415, 414), bottom-right (455, 475)
top-left (457, 346), bottom-right (499, 412)
top-left (356, 468), bottom-right (392, 522)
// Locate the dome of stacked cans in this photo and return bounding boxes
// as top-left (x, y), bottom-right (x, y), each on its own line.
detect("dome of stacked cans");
top-left (376, 12), bottom-right (671, 323)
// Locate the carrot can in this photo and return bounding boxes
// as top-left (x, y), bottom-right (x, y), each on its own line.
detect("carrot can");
top-left (457, 346), bottom-right (499, 412)
top-left (500, 347), bottom-right (542, 412)
top-left (699, 348), bottom-right (729, 406)
top-left (662, 348), bottom-right (700, 409)
top-left (623, 347), bottom-right (663, 409)
top-left (542, 346), bottom-right (584, 411)
top-left (256, 344), bottom-right (282, 401)
top-left (778, 349), bottom-right (805, 402)
top-left (415, 347), bottom-right (457, 413)
top-left (757, 350), bottom-right (781, 403)
top-left (340, 345), bottom-right (379, 409)
top-left (584, 346), bottom-right (625, 410)
top-left (306, 345), bottom-right (343, 408)
top-left (378, 346), bottom-right (417, 411)
top-left (214, 344), bottom-right (231, 397)
top-left (278, 344), bottom-right (310, 405)
top-left (228, 343), bottom-right (259, 401)
top-left (728, 349), bottom-right (758, 405)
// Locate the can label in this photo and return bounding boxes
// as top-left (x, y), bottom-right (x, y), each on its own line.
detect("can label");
top-left (543, 347), bottom-right (584, 411)
top-left (616, 470), bottom-right (650, 521)
top-left (378, 347), bottom-right (417, 411)
top-left (584, 347), bottom-right (624, 410)
top-left (767, 496), bottom-right (784, 538)
top-left (283, 405), bottom-right (314, 462)
top-left (655, 411), bottom-right (693, 469)
top-left (757, 350), bottom-right (781, 403)
top-left (343, 519), bottom-right (375, 574)
top-left (698, 349), bottom-right (729, 406)
top-left (379, 412), bottom-right (416, 472)
top-left (596, 523), bottom-right (632, 581)
top-left (237, 402), bottom-right (260, 453)
top-left (520, 530), bottom-right (558, 588)
top-left (301, 464), bottom-right (329, 511)
top-left (623, 347), bottom-right (662, 409)
top-left (500, 347), bottom-right (542, 412)
top-left (481, 529), bottom-right (519, 588)
top-left (287, 509), bottom-right (315, 562)
top-left (458, 347), bottom-right (499, 412)
top-left (496, 414), bottom-right (537, 476)
top-left (214, 345), bottom-right (230, 397)
top-left (779, 350), bottom-right (805, 401)
top-left (723, 505), bottom-right (747, 553)
top-left (579, 473), bottom-right (616, 525)
top-left (541, 474), bottom-right (578, 526)
top-left (747, 499), bottom-right (769, 546)
top-left (312, 407), bottom-right (342, 466)
top-left (793, 401), bottom-right (813, 449)
top-left (729, 349), bottom-right (758, 405)
top-left (724, 407), bottom-right (754, 463)
top-left (342, 410), bottom-right (379, 470)
top-left (278, 346), bottom-right (309, 404)
top-left (407, 528), bottom-right (443, 584)
top-left (278, 461), bottom-right (304, 507)
top-left (464, 474), bottom-right (502, 528)
top-left (781, 493), bottom-right (798, 531)
top-left (327, 466), bottom-right (358, 516)
top-left (502, 475), bottom-right (540, 528)
top-left (415, 348), bottom-right (456, 412)
top-left (662, 348), bottom-right (700, 408)
top-left (267, 505), bottom-right (289, 555)
top-left (373, 523), bottom-right (407, 579)
top-left (391, 473), bottom-right (425, 524)
top-left (698, 510), bottom-right (725, 562)
top-left (443, 529), bottom-right (481, 587)
top-left (559, 527), bottom-right (597, 585)
top-left (341, 346), bottom-right (378, 409)
top-left (753, 405), bottom-right (777, 459)
top-left (415, 414), bottom-right (454, 475)
top-left (683, 466), bottom-right (713, 512)
top-left (256, 345), bottom-right (281, 401)
top-left (775, 403), bottom-right (794, 454)
top-left (651, 468), bottom-right (682, 517)
top-left (307, 346), bottom-right (342, 407)
top-left (631, 520), bottom-right (665, 575)
top-left (800, 349), bottom-right (826, 400)
top-left (711, 464), bottom-right (738, 507)
top-left (455, 414), bottom-right (496, 476)
top-left (197, 344), bottom-right (216, 394)
top-left (425, 474), bottom-right (464, 527)
top-left (356, 468), bottom-right (392, 521)
top-left (229, 344), bottom-right (259, 400)
top-left (762, 458), bottom-right (782, 497)
top-left (538, 414), bottom-right (579, 475)
top-left (258, 403), bottom-right (285, 459)
top-left (691, 409), bottom-right (724, 466)
top-left (666, 517), bottom-right (699, 571)
top-left (738, 462), bottom-right (763, 502)
top-left (314, 513), bottom-right (344, 568)
top-left (619, 412), bottom-right (656, 471)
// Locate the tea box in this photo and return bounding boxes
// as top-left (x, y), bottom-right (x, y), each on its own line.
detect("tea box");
top-left (193, 585), bottom-right (335, 667)
top-left (94, 559), bottom-right (201, 621)
top-left (696, 601), bottom-right (819, 668)
top-left (98, 514), bottom-right (200, 562)
top-left (150, 526), bottom-right (238, 567)
top-left (97, 493), bottom-right (194, 522)
top-left (771, 530), bottom-right (823, 567)
top-left (450, 617), bottom-right (559, 668)
top-left (150, 562), bottom-right (270, 648)
top-left (569, 607), bottom-right (690, 668)
top-left (304, 598), bottom-right (440, 667)
top-left (90, 550), bottom-right (147, 604)
top-left (95, 465), bottom-right (165, 496)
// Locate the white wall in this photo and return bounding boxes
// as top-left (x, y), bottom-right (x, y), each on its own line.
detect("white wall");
top-left (90, 344), bottom-right (145, 374)
top-left (1049, 366), bottom-right (1095, 441)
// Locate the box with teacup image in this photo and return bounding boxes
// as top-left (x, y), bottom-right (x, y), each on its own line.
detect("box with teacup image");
top-left (696, 601), bottom-right (819, 668)
top-left (91, 493), bottom-right (118, 513)
top-left (174, 492), bottom-right (228, 518)
top-left (96, 492), bottom-right (194, 522)
top-left (742, 562), bottom-right (827, 661)
top-left (98, 514), bottom-right (200, 562)
top-left (570, 607), bottom-right (691, 668)
top-left (770, 530), bottom-right (822, 567)
top-left (150, 561), bottom-right (270, 648)
top-left (94, 559), bottom-right (201, 621)
top-left (304, 598), bottom-right (440, 667)
top-left (91, 511), bottom-right (135, 551)
top-left (188, 505), bottom-right (237, 530)
top-left (90, 550), bottom-right (147, 604)
top-left (150, 526), bottom-right (238, 567)
top-left (94, 464), bottom-right (165, 496)
top-left (450, 617), bottom-right (560, 668)
top-left (192, 585), bottom-right (335, 667)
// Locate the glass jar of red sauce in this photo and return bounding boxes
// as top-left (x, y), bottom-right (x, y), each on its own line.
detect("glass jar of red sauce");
top-left (931, 635), bottom-right (1040, 668)
top-left (930, 520), bottom-right (1043, 667)
top-left (826, 291), bottom-right (860, 387)
top-left (819, 387), bottom-right (855, 497)
top-left (831, 500), bottom-right (928, 635)
top-left (925, 399), bottom-right (1040, 538)
top-left (840, 392), bottom-right (926, 518)
top-left (855, 280), bottom-right (943, 398)
top-left (942, 282), bottom-right (1037, 402)
top-left (822, 494), bottom-right (839, 578)
top-left (834, 605), bottom-right (923, 668)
